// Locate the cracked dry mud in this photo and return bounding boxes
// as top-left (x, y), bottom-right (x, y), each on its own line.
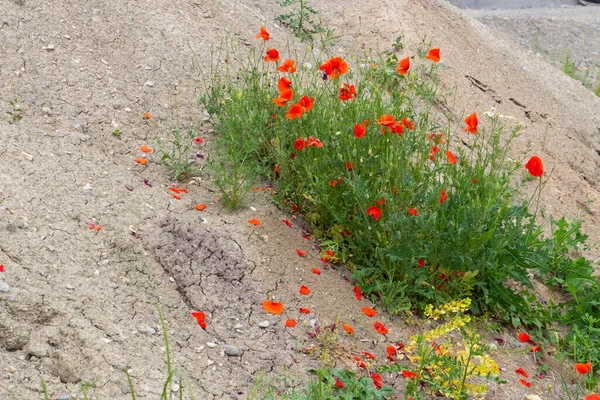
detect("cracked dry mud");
top-left (1, 0), bottom-right (600, 399)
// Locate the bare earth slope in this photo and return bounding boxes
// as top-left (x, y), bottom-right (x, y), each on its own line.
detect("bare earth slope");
top-left (1, 0), bottom-right (599, 399)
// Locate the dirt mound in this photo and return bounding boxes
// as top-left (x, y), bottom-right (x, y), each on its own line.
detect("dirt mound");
top-left (1, 0), bottom-right (599, 398)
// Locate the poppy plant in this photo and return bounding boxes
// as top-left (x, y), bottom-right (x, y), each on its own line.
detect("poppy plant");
top-left (396, 56), bottom-right (410, 75)
top-left (282, 219), bottom-right (293, 227)
top-left (402, 118), bottom-right (415, 130)
top-left (0, 264), bottom-right (4, 272)
top-left (575, 362), bottom-right (592, 375)
top-left (278, 59), bottom-right (296, 73)
top-left (135, 158), bottom-right (148, 165)
top-left (278, 77), bottom-right (292, 92)
top-left (374, 321), bottom-right (388, 335)
top-left (307, 136), bottom-right (323, 148)
top-left (311, 268), bottom-right (321, 275)
top-left (390, 122), bottom-right (404, 136)
top-left (430, 145), bottom-right (441, 162)
top-left (586, 395), bottom-right (600, 400)
top-left (386, 345), bottom-right (396, 361)
top-left (255, 26), bottom-right (270, 41)
top-left (362, 307), bottom-right (377, 317)
top-left (299, 307), bottom-right (311, 314)
top-left (409, 208), bottom-right (418, 216)
top-left (464, 112), bottom-right (478, 134)
top-left (335, 378), bottom-right (344, 388)
top-left (362, 351), bottom-right (375, 360)
top-left (194, 137), bottom-right (203, 144)
top-left (439, 189), bottom-right (448, 205)
top-left (425, 48), bottom-right (441, 62)
top-left (143, 111), bottom-right (152, 119)
top-left (418, 259), bottom-right (426, 267)
top-left (446, 151), bottom-right (457, 164)
top-left (344, 162), bottom-right (354, 171)
top-left (140, 145), bottom-right (152, 153)
top-left (339, 83), bottom-right (357, 101)
top-left (354, 355), bottom-right (366, 369)
top-left (343, 324), bottom-right (354, 334)
top-left (262, 300), bottom-right (284, 314)
top-left (354, 120), bottom-right (368, 138)
top-left (525, 156), bottom-right (544, 178)
top-left (299, 285), bottom-right (310, 295)
top-left (319, 56), bottom-right (348, 80)
top-left (285, 319), bottom-right (297, 328)
top-left (367, 205), bottom-right (382, 221)
top-left (286, 103), bottom-right (303, 120)
top-left (264, 48), bottom-right (280, 62)
top-left (195, 203), bottom-right (207, 211)
top-left (248, 218), bottom-right (260, 226)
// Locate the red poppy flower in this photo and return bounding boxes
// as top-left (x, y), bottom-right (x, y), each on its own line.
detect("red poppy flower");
top-left (425, 48), bottom-right (441, 62)
top-left (446, 151), bottom-right (457, 164)
top-left (286, 103), bottom-right (303, 120)
top-left (135, 157), bottom-right (148, 165)
top-left (430, 145), bottom-right (441, 162)
top-left (519, 379), bottom-right (531, 388)
top-left (362, 351), bottom-right (375, 360)
top-left (195, 203), bottom-right (207, 211)
top-left (328, 179), bottom-right (338, 187)
top-left (344, 162), bottom-right (354, 171)
top-left (418, 258), bottom-right (426, 267)
top-left (402, 118), bottom-right (415, 130)
top-left (362, 307), bottom-right (377, 317)
top-left (335, 377), bottom-right (344, 388)
top-left (518, 332), bottom-right (530, 343)
top-left (298, 95), bottom-right (314, 112)
top-left (401, 370), bottom-right (416, 379)
top-left (191, 311), bottom-right (207, 330)
top-left (264, 48), bottom-right (280, 62)
top-left (296, 248), bottom-right (307, 257)
top-left (285, 319), bottom-right (297, 328)
top-left (366, 206), bottom-right (382, 221)
top-left (354, 120), bottom-right (368, 139)
top-left (374, 321), bottom-right (388, 335)
top-left (343, 323), bottom-right (354, 334)
top-left (278, 77), bottom-right (292, 92)
top-left (525, 156), bottom-right (544, 178)
top-left (390, 122), bottom-right (404, 136)
top-left (354, 285), bottom-right (362, 301)
top-left (194, 137), bottom-right (203, 144)
top-left (371, 372), bottom-right (383, 389)
top-left (326, 249), bottom-right (334, 257)
top-left (248, 218), bottom-right (261, 226)
top-left (171, 194), bottom-right (182, 200)
top-left (428, 133), bottom-right (444, 144)
top-left (377, 114), bottom-right (396, 127)
top-left (299, 285), bottom-right (310, 295)
top-left (262, 300), bottom-right (284, 314)
top-left (339, 83), bottom-right (357, 101)
top-left (307, 136), bottom-right (323, 148)
top-left (140, 145), bottom-right (153, 153)
top-left (464, 112), bottom-right (478, 134)
top-left (0, 264), bottom-right (4, 273)
top-left (278, 59), bottom-right (296, 73)
top-left (274, 88), bottom-right (293, 107)
top-left (311, 268), bottom-right (321, 275)
top-left (143, 111), bottom-right (153, 119)
top-left (530, 345), bottom-right (541, 353)
top-left (255, 26), bottom-right (270, 41)
top-left (439, 189), bottom-right (448, 205)
top-left (354, 355), bottom-right (366, 369)
top-left (586, 395), bottom-right (600, 400)
top-left (319, 56), bottom-right (348, 80)
top-left (375, 197), bottom-right (386, 206)
top-left (293, 138), bottom-right (306, 151)
top-left (396, 57), bottom-right (410, 75)
top-left (299, 307), bottom-right (311, 314)
top-left (282, 219), bottom-right (293, 227)
top-left (575, 362), bottom-right (592, 375)
top-left (409, 208), bottom-right (418, 216)
top-left (515, 368), bottom-right (529, 378)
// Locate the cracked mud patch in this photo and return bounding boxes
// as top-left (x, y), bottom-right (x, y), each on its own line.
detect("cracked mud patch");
top-left (143, 216), bottom-right (305, 395)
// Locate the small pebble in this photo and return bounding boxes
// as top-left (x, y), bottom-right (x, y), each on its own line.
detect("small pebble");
top-left (257, 321), bottom-right (270, 328)
top-left (171, 384), bottom-right (180, 392)
top-left (169, 277), bottom-right (175, 283)
top-left (22, 152), bottom-right (34, 161)
top-left (233, 323), bottom-right (243, 329)
top-left (121, 386), bottom-right (131, 395)
top-left (224, 344), bottom-right (242, 356)
top-left (145, 81), bottom-right (154, 87)
top-left (108, 282), bottom-right (118, 289)
top-left (206, 359), bottom-right (214, 366)
top-left (65, 284), bottom-right (75, 290)
top-left (0, 280), bottom-right (11, 293)
top-left (8, 366), bottom-right (15, 373)
top-left (206, 342), bottom-right (217, 348)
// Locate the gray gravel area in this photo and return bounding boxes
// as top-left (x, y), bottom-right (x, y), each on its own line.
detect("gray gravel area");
top-left (466, 5), bottom-right (600, 91)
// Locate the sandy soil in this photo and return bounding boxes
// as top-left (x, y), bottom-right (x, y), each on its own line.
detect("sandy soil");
top-left (1, 0), bottom-right (599, 399)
